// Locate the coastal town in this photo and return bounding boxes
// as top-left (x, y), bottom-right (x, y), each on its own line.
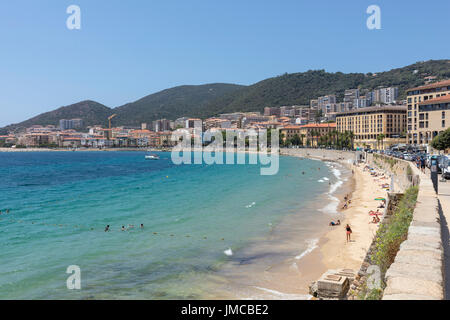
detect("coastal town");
top-left (1, 78), bottom-right (449, 152)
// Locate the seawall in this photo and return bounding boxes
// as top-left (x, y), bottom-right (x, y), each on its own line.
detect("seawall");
top-left (381, 159), bottom-right (444, 300)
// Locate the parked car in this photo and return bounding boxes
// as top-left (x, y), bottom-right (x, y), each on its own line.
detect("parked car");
top-left (439, 155), bottom-right (450, 178)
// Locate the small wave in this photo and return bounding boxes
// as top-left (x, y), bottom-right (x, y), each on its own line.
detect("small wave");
top-left (253, 286), bottom-right (312, 300)
top-left (323, 177), bottom-right (329, 181)
top-left (319, 195), bottom-right (340, 214)
top-left (295, 238), bottom-right (319, 260)
top-left (317, 179), bottom-right (324, 183)
top-left (224, 248), bottom-right (233, 256)
top-left (245, 202), bottom-right (256, 208)
top-left (331, 167), bottom-right (341, 179)
top-left (329, 180), bottom-right (343, 195)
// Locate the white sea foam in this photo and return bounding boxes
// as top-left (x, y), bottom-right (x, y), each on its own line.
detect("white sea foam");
top-left (245, 202), bottom-right (256, 208)
top-left (331, 167), bottom-right (341, 179)
top-left (319, 166), bottom-right (344, 214)
top-left (318, 179), bottom-right (324, 183)
top-left (319, 195), bottom-right (340, 214)
top-left (329, 180), bottom-right (343, 195)
top-left (224, 248), bottom-right (233, 256)
top-left (253, 286), bottom-right (312, 300)
top-left (323, 177), bottom-right (329, 181)
top-left (295, 238), bottom-right (319, 260)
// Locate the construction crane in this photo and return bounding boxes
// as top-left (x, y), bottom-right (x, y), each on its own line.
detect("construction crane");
top-left (107, 114), bottom-right (117, 140)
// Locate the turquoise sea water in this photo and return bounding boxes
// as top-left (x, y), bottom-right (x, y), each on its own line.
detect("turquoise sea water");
top-left (0, 151), bottom-right (340, 299)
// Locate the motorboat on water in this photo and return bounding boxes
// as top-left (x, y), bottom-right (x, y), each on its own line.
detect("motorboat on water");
top-left (145, 153), bottom-right (160, 160)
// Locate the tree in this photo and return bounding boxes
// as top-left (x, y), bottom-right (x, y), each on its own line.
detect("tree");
top-left (279, 132), bottom-right (285, 147)
top-left (377, 134), bottom-right (385, 150)
top-left (291, 134), bottom-right (302, 146)
top-left (431, 128), bottom-right (450, 151)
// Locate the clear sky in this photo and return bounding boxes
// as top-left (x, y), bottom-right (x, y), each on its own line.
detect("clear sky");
top-left (1, 0), bottom-right (449, 126)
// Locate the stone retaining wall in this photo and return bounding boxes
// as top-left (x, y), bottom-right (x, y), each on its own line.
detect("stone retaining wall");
top-left (280, 148), bottom-right (357, 163)
top-left (382, 163), bottom-right (444, 300)
top-left (367, 154), bottom-right (415, 193)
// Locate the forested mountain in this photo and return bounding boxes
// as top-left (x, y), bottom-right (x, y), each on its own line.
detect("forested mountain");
top-left (2, 60), bottom-right (449, 134)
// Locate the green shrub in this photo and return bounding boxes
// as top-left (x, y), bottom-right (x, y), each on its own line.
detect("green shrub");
top-left (364, 288), bottom-right (383, 300)
top-left (372, 186), bottom-right (419, 273)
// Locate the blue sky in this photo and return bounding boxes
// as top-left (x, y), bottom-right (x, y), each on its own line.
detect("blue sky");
top-left (1, 0), bottom-right (449, 126)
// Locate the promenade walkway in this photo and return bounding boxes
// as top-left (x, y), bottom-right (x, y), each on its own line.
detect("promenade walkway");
top-left (383, 165), bottom-right (444, 300)
top-left (438, 178), bottom-right (450, 299)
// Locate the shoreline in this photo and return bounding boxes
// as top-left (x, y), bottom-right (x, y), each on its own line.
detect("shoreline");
top-left (203, 154), bottom-right (356, 300)
top-left (284, 150), bottom-right (386, 298)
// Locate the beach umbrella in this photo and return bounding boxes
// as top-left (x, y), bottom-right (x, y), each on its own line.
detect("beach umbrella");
top-left (374, 197), bottom-right (386, 201)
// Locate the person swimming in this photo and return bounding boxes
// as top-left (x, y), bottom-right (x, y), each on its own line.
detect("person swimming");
top-left (121, 226), bottom-right (125, 231)
top-left (104, 225), bottom-right (110, 232)
top-left (140, 224), bottom-right (144, 229)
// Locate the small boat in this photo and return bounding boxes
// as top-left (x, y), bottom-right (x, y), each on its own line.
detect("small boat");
top-left (145, 153), bottom-right (160, 160)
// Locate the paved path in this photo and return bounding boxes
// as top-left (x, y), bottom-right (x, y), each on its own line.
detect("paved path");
top-left (438, 178), bottom-right (450, 299)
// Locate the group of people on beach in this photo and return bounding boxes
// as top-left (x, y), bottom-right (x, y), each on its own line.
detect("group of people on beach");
top-left (341, 194), bottom-right (352, 210)
top-left (105, 224), bottom-right (144, 232)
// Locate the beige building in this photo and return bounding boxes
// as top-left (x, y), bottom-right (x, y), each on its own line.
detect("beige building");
top-left (416, 95), bottom-right (450, 145)
top-left (279, 125), bottom-right (302, 142)
top-left (336, 106), bottom-right (407, 150)
top-left (280, 123), bottom-right (336, 146)
top-left (406, 79), bottom-right (450, 145)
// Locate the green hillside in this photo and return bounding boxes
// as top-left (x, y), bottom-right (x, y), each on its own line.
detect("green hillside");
top-left (2, 59), bottom-right (449, 134)
top-left (2, 101), bottom-right (112, 133)
top-left (201, 59), bottom-right (450, 116)
top-left (114, 83), bottom-right (245, 126)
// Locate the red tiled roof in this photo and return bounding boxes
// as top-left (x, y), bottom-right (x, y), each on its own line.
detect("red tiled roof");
top-left (407, 79), bottom-right (450, 92)
top-left (419, 95), bottom-right (450, 105)
top-left (300, 123), bottom-right (336, 128)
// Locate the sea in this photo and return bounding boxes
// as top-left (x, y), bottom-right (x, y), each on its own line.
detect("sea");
top-left (0, 151), bottom-right (350, 299)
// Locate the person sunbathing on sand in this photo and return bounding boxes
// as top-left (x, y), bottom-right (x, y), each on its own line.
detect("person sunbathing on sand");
top-left (370, 216), bottom-right (380, 224)
top-left (329, 220), bottom-right (341, 226)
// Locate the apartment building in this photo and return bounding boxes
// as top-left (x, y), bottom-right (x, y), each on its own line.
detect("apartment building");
top-left (59, 119), bottom-right (83, 130)
top-left (416, 95), bottom-right (450, 145)
top-left (344, 89), bottom-right (359, 103)
top-left (336, 106), bottom-right (407, 150)
top-left (406, 79), bottom-right (450, 145)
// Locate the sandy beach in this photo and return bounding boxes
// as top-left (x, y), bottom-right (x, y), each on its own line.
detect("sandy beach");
top-left (254, 149), bottom-right (387, 298)
top-left (318, 163), bottom-right (385, 271)
top-left (201, 151), bottom-right (389, 300)
top-left (291, 153), bottom-right (388, 296)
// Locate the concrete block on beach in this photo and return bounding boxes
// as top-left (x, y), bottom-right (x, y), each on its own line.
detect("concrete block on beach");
top-left (313, 269), bottom-right (353, 299)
